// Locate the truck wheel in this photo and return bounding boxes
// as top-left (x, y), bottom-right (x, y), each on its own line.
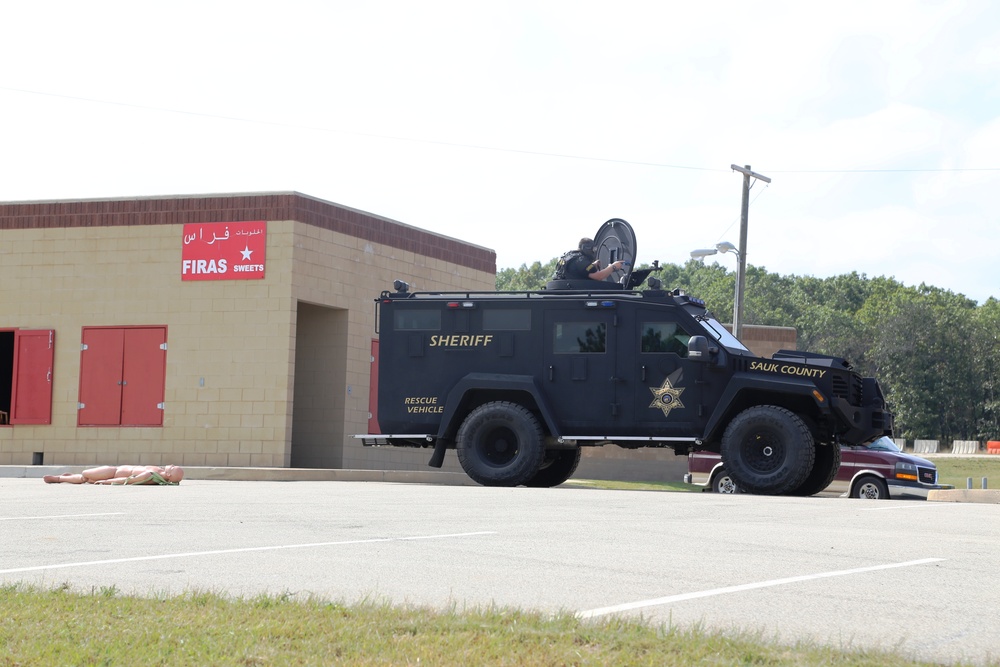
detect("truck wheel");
top-left (788, 443), bottom-right (842, 496)
top-left (712, 469), bottom-right (740, 494)
top-left (456, 402), bottom-right (546, 487)
top-left (525, 448), bottom-right (582, 488)
top-left (851, 475), bottom-right (889, 499)
top-left (720, 406), bottom-right (815, 495)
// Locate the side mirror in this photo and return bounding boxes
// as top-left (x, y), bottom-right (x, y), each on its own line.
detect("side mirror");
top-left (687, 335), bottom-right (711, 361)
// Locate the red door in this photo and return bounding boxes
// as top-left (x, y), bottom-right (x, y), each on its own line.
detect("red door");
top-left (78, 327), bottom-right (166, 426)
top-left (78, 328), bottom-right (126, 426)
top-left (120, 328), bottom-right (166, 426)
top-left (10, 329), bottom-right (55, 425)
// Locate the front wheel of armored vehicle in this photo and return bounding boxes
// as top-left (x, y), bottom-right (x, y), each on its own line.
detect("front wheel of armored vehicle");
top-left (720, 406), bottom-right (815, 495)
top-left (525, 448), bottom-right (582, 488)
top-left (457, 402), bottom-right (546, 487)
top-left (788, 442), bottom-right (842, 496)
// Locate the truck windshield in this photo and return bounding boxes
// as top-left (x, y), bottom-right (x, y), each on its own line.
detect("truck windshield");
top-left (696, 315), bottom-right (751, 352)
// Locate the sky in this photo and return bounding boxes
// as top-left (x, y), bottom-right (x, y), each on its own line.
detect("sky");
top-left (2, 0), bottom-right (998, 305)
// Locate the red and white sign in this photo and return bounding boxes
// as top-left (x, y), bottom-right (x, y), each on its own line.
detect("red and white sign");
top-left (181, 221), bottom-right (266, 281)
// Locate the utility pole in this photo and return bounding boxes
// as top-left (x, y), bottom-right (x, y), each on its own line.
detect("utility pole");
top-left (730, 164), bottom-right (771, 340)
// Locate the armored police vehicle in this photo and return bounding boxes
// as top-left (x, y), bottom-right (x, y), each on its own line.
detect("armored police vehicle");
top-left (359, 219), bottom-right (893, 495)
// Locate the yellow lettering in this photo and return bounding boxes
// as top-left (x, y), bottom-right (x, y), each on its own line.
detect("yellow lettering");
top-left (425, 333), bottom-right (495, 348)
top-left (404, 396), bottom-right (439, 405)
top-left (750, 361), bottom-right (826, 379)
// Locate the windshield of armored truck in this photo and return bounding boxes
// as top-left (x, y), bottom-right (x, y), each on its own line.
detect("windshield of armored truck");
top-left (697, 315), bottom-right (751, 352)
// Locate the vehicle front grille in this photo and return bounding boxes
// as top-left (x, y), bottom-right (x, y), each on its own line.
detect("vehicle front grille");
top-left (831, 375), bottom-right (849, 399)
top-left (831, 373), bottom-right (862, 403)
top-left (918, 466), bottom-right (937, 484)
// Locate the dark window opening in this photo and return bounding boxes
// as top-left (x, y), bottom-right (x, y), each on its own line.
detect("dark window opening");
top-left (554, 322), bottom-right (606, 354)
top-left (393, 310), bottom-right (441, 331)
top-left (641, 322), bottom-right (691, 357)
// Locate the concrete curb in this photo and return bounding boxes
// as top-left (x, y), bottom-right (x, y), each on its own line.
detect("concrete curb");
top-left (0, 465), bottom-right (475, 486)
top-left (927, 489), bottom-right (1000, 504)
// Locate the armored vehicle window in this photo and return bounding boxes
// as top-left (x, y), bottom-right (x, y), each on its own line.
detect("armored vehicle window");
top-left (483, 309), bottom-right (531, 331)
top-left (554, 322), bottom-right (606, 354)
top-left (641, 322), bottom-right (691, 357)
top-left (393, 310), bottom-right (441, 331)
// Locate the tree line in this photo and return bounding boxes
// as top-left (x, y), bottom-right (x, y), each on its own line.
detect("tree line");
top-left (496, 258), bottom-right (1000, 443)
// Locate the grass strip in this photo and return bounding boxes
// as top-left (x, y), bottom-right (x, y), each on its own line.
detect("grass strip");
top-left (0, 584), bottom-right (971, 666)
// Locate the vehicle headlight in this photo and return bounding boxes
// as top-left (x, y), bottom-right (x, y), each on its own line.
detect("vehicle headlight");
top-left (894, 462), bottom-right (919, 481)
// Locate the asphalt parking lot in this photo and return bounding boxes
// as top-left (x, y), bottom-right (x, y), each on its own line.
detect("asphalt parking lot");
top-left (2, 477), bottom-right (999, 665)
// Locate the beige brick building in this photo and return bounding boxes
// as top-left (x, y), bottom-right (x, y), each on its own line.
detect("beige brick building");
top-left (0, 192), bottom-right (494, 471)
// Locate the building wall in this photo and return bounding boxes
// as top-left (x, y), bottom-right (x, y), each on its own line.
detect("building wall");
top-left (735, 324), bottom-right (798, 358)
top-left (0, 193), bottom-right (495, 470)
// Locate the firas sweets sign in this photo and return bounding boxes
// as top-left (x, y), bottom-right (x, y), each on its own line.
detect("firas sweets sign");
top-left (181, 221), bottom-right (266, 281)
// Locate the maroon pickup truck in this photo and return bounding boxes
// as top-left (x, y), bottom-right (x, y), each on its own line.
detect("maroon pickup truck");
top-left (685, 436), bottom-right (951, 499)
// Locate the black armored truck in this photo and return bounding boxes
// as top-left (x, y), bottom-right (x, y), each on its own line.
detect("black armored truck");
top-left (359, 219), bottom-right (894, 495)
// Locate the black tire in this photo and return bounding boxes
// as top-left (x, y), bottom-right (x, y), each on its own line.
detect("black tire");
top-left (711, 468), bottom-right (740, 494)
top-left (456, 402), bottom-right (546, 487)
top-left (851, 475), bottom-right (890, 499)
top-left (720, 406), bottom-right (815, 495)
top-left (788, 443), bottom-right (842, 496)
top-left (525, 448), bottom-right (582, 488)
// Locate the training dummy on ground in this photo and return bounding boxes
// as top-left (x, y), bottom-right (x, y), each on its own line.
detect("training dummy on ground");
top-left (43, 464), bottom-right (184, 485)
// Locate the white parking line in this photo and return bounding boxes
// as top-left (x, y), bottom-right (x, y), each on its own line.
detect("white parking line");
top-left (578, 558), bottom-right (945, 619)
top-left (0, 512), bottom-right (127, 521)
top-left (858, 503), bottom-right (952, 511)
top-left (0, 531), bottom-right (496, 575)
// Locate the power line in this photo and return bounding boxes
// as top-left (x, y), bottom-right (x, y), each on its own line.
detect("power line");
top-left (769, 167), bottom-right (1000, 173)
top-left (3, 85), bottom-right (1000, 174)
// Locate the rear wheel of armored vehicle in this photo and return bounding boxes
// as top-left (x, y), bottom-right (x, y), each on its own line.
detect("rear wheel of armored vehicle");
top-left (525, 448), bottom-right (582, 488)
top-left (456, 402), bottom-right (546, 487)
top-left (851, 475), bottom-right (889, 500)
top-left (720, 406), bottom-right (815, 495)
top-left (788, 442), bottom-right (842, 496)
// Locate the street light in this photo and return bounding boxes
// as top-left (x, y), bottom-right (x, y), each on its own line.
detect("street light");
top-left (690, 242), bottom-right (742, 336)
top-left (690, 241), bottom-right (739, 259)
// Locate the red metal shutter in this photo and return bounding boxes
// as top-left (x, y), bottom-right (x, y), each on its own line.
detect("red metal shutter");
top-left (120, 327), bottom-right (166, 426)
top-left (10, 329), bottom-right (55, 425)
top-left (78, 328), bottom-right (125, 426)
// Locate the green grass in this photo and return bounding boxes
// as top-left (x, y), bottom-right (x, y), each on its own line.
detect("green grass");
top-left (563, 479), bottom-right (694, 492)
top-left (0, 584), bottom-right (977, 666)
top-left (929, 456), bottom-right (1000, 489)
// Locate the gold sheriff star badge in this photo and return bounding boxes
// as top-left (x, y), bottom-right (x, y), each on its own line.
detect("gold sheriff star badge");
top-left (649, 378), bottom-right (685, 418)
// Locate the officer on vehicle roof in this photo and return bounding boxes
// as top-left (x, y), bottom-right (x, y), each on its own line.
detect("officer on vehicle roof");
top-left (554, 237), bottom-right (626, 281)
